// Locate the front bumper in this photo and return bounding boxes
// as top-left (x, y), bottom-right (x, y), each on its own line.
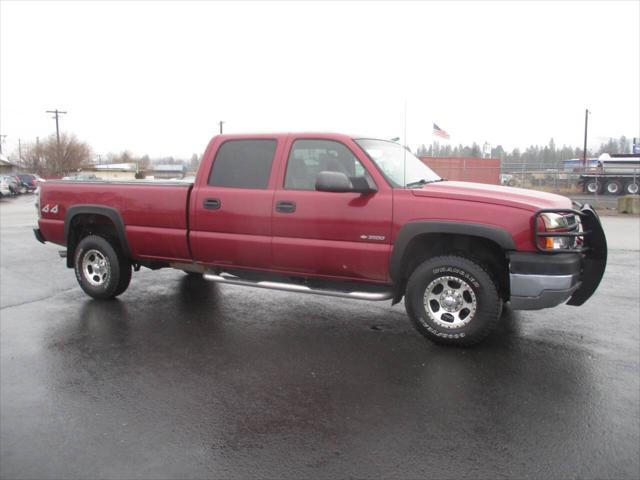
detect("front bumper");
top-left (509, 204), bottom-right (607, 310)
top-left (509, 256), bottom-right (581, 310)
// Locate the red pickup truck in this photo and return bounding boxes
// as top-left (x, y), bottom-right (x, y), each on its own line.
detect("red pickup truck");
top-left (34, 133), bottom-right (607, 346)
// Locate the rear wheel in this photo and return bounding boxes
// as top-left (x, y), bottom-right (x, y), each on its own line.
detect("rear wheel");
top-left (624, 180), bottom-right (639, 195)
top-left (74, 235), bottom-right (132, 299)
top-left (604, 180), bottom-right (622, 195)
top-left (405, 255), bottom-right (501, 347)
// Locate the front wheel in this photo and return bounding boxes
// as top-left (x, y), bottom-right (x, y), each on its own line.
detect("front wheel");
top-left (405, 255), bottom-right (501, 347)
top-left (74, 235), bottom-right (132, 299)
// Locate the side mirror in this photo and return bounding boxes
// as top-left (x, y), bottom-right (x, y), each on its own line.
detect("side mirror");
top-left (315, 171), bottom-right (377, 194)
top-left (315, 171), bottom-right (353, 193)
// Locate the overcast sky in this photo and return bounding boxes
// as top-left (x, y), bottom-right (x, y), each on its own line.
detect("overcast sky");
top-left (1, 0), bottom-right (639, 159)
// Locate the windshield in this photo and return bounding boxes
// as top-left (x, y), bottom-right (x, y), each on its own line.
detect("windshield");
top-left (355, 139), bottom-right (441, 187)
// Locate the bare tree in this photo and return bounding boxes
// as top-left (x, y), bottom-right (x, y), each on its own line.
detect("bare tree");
top-left (16, 140), bottom-right (46, 174)
top-left (41, 133), bottom-right (92, 176)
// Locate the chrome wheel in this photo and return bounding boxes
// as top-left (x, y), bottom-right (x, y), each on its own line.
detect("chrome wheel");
top-left (627, 182), bottom-right (639, 195)
top-left (424, 275), bottom-right (477, 329)
top-left (81, 249), bottom-right (110, 287)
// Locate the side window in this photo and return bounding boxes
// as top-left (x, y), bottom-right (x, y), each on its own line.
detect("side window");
top-left (284, 139), bottom-right (372, 190)
top-left (208, 139), bottom-right (277, 188)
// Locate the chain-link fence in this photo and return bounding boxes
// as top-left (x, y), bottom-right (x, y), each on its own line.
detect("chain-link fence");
top-left (499, 168), bottom-right (581, 191)
top-left (423, 159), bottom-right (640, 210)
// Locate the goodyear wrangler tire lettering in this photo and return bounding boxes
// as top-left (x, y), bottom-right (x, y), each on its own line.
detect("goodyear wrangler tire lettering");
top-left (405, 255), bottom-right (501, 347)
top-left (432, 267), bottom-right (479, 288)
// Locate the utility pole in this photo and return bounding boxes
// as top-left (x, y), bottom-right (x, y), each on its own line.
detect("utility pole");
top-left (582, 109), bottom-right (590, 169)
top-left (46, 109), bottom-right (67, 147)
top-left (47, 109), bottom-right (67, 169)
top-left (218, 121), bottom-right (225, 134)
top-left (0, 134), bottom-right (6, 155)
top-left (18, 139), bottom-right (22, 164)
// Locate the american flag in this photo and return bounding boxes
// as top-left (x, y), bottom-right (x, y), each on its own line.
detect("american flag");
top-left (433, 123), bottom-right (450, 139)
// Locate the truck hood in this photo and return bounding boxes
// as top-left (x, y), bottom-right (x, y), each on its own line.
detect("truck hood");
top-left (412, 181), bottom-right (572, 211)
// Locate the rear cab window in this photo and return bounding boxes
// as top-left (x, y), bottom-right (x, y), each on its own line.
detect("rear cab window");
top-left (208, 139), bottom-right (277, 188)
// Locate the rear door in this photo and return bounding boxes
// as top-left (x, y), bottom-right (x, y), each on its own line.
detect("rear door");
top-left (271, 136), bottom-right (393, 282)
top-left (190, 136), bottom-right (284, 269)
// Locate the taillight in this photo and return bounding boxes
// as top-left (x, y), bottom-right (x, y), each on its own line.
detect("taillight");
top-left (35, 187), bottom-right (41, 218)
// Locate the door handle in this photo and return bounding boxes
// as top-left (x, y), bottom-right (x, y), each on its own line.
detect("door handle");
top-left (275, 200), bottom-right (296, 213)
top-left (203, 198), bottom-right (221, 210)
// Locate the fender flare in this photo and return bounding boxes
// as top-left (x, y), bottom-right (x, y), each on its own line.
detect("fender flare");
top-left (64, 205), bottom-right (131, 265)
top-left (389, 220), bottom-right (516, 281)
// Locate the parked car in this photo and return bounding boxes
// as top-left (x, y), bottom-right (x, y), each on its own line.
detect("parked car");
top-left (0, 176), bottom-right (14, 197)
top-left (500, 173), bottom-right (516, 186)
top-left (34, 132), bottom-right (607, 347)
top-left (1, 175), bottom-right (20, 195)
top-left (10, 175), bottom-right (29, 193)
top-left (16, 173), bottom-right (39, 192)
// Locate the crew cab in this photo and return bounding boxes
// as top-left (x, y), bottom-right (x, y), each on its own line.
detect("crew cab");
top-left (34, 133), bottom-right (608, 346)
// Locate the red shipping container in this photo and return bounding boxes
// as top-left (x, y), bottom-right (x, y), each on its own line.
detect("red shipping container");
top-left (419, 157), bottom-right (500, 185)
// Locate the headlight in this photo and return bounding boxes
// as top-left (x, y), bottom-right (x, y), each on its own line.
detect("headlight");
top-left (540, 212), bottom-right (569, 230)
top-left (537, 212), bottom-right (580, 250)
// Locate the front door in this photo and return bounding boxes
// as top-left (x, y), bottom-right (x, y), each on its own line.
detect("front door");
top-left (271, 137), bottom-right (393, 282)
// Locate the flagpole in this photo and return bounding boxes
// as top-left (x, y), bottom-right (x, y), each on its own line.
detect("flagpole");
top-left (432, 121), bottom-right (435, 158)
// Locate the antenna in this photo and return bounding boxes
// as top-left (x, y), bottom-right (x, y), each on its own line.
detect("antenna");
top-left (403, 99), bottom-right (407, 187)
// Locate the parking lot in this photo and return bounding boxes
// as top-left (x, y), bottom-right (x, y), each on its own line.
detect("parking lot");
top-left (1, 193), bottom-right (639, 479)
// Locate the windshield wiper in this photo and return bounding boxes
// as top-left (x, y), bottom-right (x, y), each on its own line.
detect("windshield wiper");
top-left (405, 178), bottom-right (444, 188)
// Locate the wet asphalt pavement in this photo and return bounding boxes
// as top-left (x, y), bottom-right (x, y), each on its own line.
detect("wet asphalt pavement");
top-left (1, 194), bottom-right (639, 479)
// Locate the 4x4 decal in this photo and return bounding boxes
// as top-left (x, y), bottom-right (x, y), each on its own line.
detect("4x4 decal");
top-left (42, 204), bottom-right (59, 214)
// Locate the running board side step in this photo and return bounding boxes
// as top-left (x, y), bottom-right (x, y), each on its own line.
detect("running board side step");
top-left (203, 273), bottom-right (393, 301)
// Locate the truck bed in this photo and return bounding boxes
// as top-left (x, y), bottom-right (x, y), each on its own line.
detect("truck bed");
top-left (38, 180), bottom-right (194, 261)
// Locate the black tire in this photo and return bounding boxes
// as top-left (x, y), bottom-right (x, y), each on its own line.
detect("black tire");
top-left (604, 180), bottom-right (623, 195)
top-left (182, 270), bottom-right (204, 278)
top-left (624, 180), bottom-right (639, 195)
top-left (74, 235), bottom-right (132, 299)
top-left (584, 179), bottom-right (602, 194)
top-left (405, 255), bottom-right (501, 347)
